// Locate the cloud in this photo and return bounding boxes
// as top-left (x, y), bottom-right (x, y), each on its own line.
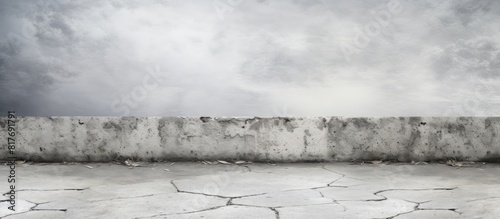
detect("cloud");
top-left (0, 0), bottom-right (499, 116)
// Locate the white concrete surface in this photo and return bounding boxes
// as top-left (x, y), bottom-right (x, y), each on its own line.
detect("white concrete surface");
top-left (0, 162), bottom-right (499, 218)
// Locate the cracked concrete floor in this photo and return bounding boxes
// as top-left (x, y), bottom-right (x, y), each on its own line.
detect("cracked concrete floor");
top-left (0, 162), bottom-right (499, 219)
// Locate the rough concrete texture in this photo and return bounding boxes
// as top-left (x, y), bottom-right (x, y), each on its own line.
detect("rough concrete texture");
top-left (1, 162), bottom-right (499, 218)
top-left (0, 117), bottom-right (500, 162)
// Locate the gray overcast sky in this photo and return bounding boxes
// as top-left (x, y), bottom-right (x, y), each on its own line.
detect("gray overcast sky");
top-left (1, 0), bottom-right (499, 116)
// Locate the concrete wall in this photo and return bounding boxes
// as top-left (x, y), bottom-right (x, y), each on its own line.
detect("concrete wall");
top-left (0, 117), bottom-right (499, 162)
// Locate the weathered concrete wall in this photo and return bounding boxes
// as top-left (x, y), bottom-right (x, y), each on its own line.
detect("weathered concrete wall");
top-left (0, 117), bottom-right (499, 162)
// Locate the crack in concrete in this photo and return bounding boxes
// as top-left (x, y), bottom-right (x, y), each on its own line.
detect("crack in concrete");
top-left (321, 165), bottom-right (372, 188)
top-left (417, 207), bottom-right (460, 212)
top-left (387, 207), bottom-right (461, 219)
top-left (315, 189), bottom-right (336, 203)
top-left (0, 200), bottom-right (65, 219)
top-left (232, 201), bottom-right (347, 209)
top-left (171, 189), bottom-right (230, 199)
top-left (374, 187), bottom-right (457, 196)
top-left (170, 167), bottom-right (356, 203)
top-left (321, 165), bottom-right (345, 175)
top-left (330, 195), bottom-right (462, 219)
top-left (369, 199), bottom-right (420, 219)
top-left (327, 185), bottom-right (349, 188)
top-left (382, 200), bottom-right (423, 219)
top-left (174, 205), bottom-right (225, 215)
top-left (322, 165), bottom-right (368, 182)
top-left (228, 202), bottom-right (299, 219)
top-left (28, 200), bottom-right (68, 213)
top-left (336, 197), bottom-right (387, 202)
top-left (16, 188), bottom-right (89, 192)
top-left (1, 209), bottom-right (67, 219)
top-left (170, 180), bottom-right (180, 192)
top-left (416, 206), bottom-right (463, 215)
top-left (371, 193), bottom-right (389, 202)
top-left (89, 194), bottom-right (157, 203)
top-left (27, 200), bottom-right (39, 211)
top-left (369, 188), bottom-right (457, 206)
top-left (314, 189), bottom-right (347, 211)
top-left (321, 165), bottom-right (346, 186)
top-left (142, 203), bottom-right (278, 218)
top-left (383, 209), bottom-right (416, 219)
top-left (327, 176), bottom-right (345, 186)
top-left (228, 192), bottom-right (269, 199)
top-left (272, 185), bottom-right (330, 194)
top-left (31, 209), bottom-right (67, 212)
top-left (373, 195), bottom-right (463, 218)
top-left (171, 179), bottom-right (269, 200)
top-left (226, 198), bottom-right (233, 206)
top-left (270, 207), bottom-right (280, 219)
top-left (135, 205), bottom-right (228, 218)
top-left (173, 179), bottom-right (306, 201)
top-left (335, 201), bottom-right (348, 212)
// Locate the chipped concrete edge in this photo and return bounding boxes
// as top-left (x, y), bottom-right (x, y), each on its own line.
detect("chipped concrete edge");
top-left (0, 117), bottom-right (499, 162)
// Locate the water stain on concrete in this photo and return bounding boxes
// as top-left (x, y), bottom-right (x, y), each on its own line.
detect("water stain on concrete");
top-left (317, 118), bottom-right (327, 130)
top-left (103, 121), bottom-right (122, 131)
top-left (283, 118), bottom-right (297, 133)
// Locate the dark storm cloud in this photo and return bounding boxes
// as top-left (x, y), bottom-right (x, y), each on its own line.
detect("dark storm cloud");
top-left (0, 0), bottom-right (499, 116)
